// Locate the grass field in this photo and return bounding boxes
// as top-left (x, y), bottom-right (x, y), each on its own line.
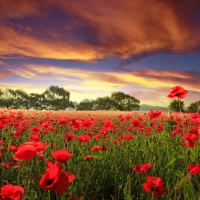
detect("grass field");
top-left (0, 109), bottom-right (200, 200)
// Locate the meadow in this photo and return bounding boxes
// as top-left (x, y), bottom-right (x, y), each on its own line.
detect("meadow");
top-left (0, 108), bottom-right (200, 200)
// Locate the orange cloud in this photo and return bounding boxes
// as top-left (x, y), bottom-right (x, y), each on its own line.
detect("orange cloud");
top-left (0, 0), bottom-right (200, 61)
top-left (0, 71), bottom-right (13, 77)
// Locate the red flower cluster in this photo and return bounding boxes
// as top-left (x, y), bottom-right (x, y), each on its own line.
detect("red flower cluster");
top-left (132, 162), bottom-right (153, 173)
top-left (0, 184), bottom-right (24, 200)
top-left (142, 176), bottom-right (166, 198)
top-left (13, 142), bottom-right (46, 161)
top-left (181, 134), bottom-right (198, 148)
top-left (39, 160), bottom-right (75, 195)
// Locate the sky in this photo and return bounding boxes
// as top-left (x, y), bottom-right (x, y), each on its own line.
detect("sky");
top-left (0, 0), bottom-right (200, 107)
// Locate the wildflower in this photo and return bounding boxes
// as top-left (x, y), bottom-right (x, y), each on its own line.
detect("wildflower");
top-left (84, 155), bottom-right (93, 160)
top-left (77, 135), bottom-right (90, 142)
top-left (132, 162), bottom-right (153, 173)
top-left (52, 149), bottom-right (73, 162)
top-left (0, 184), bottom-right (24, 200)
top-left (181, 134), bottom-right (198, 148)
top-left (92, 146), bottom-right (102, 151)
top-left (65, 132), bottom-right (75, 141)
top-left (188, 164), bottom-right (200, 175)
top-left (167, 86), bottom-right (188, 99)
top-left (142, 176), bottom-right (166, 198)
top-left (39, 161), bottom-right (75, 195)
top-left (148, 109), bottom-right (162, 119)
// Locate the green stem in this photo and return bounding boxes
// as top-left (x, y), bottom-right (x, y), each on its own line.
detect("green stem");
top-left (178, 97), bottom-right (183, 118)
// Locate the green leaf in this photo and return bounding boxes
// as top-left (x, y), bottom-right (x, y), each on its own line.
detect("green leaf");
top-left (0, 166), bottom-right (21, 181)
top-left (0, 166), bottom-right (31, 181)
top-left (164, 157), bottom-right (177, 168)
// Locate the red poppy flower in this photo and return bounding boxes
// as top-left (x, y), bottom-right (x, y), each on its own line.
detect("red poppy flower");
top-left (132, 162), bottom-right (153, 173)
top-left (102, 119), bottom-right (115, 130)
top-left (92, 146), bottom-right (102, 151)
top-left (181, 134), bottom-right (198, 148)
top-left (13, 142), bottom-right (46, 161)
top-left (52, 149), bottom-right (73, 162)
top-left (187, 164), bottom-right (200, 175)
top-left (50, 144), bottom-right (56, 149)
top-left (84, 155), bottom-right (93, 160)
top-left (77, 135), bottom-right (90, 142)
top-left (122, 134), bottom-right (134, 140)
top-left (17, 142), bottom-right (46, 153)
top-left (39, 161), bottom-right (75, 195)
top-left (70, 194), bottom-right (83, 200)
top-left (38, 153), bottom-right (45, 160)
top-left (148, 109), bottom-right (162, 119)
top-left (65, 132), bottom-right (75, 141)
top-left (13, 145), bottom-right (38, 161)
top-left (0, 123), bottom-right (6, 129)
top-left (47, 126), bottom-right (56, 132)
top-left (69, 119), bottom-right (81, 130)
top-left (167, 86), bottom-right (188, 99)
top-left (30, 126), bottom-right (41, 134)
top-left (58, 117), bottom-right (69, 124)
top-left (29, 134), bottom-right (41, 142)
top-left (142, 176), bottom-right (166, 198)
top-left (81, 120), bottom-right (93, 129)
top-left (0, 184), bottom-right (24, 200)
top-left (9, 145), bottom-right (19, 152)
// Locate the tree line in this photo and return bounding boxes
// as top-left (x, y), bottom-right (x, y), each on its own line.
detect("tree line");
top-left (0, 86), bottom-right (199, 112)
top-left (0, 86), bottom-right (140, 111)
top-left (168, 99), bottom-right (200, 113)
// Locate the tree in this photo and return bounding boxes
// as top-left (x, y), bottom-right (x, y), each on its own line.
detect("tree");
top-left (110, 91), bottom-right (140, 111)
top-left (187, 100), bottom-right (200, 113)
top-left (0, 88), bottom-right (15, 108)
top-left (42, 86), bottom-right (70, 110)
top-left (76, 99), bottom-right (94, 110)
top-left (93, 96), bottom-right (117, 110)
top-left (27, 93), bottom-right (46, 110)
top-left (168, 100), bottom-right (185, 112)
top-left (0, 88), bottom-right (29, 109)
top-left (13, 89), bottom-right (29, 109)
top-left (66, 101), bottom-right (78, 110)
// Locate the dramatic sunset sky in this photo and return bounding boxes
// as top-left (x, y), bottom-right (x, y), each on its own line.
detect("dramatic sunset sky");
top-left (0, 0), bottom-right (200, 107)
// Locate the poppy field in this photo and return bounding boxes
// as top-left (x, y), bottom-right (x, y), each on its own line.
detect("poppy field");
top-left (0, 86), bottom-right (200, 200)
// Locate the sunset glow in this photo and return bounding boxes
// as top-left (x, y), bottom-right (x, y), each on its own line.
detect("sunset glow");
top-left (0, 0), bottom-right (200, 107)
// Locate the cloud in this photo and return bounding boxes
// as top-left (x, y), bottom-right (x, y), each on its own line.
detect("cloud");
top-left (3, 63), bottom-right (200, 106)
top-left (0, 71), bottom-right (13, 77)
top-left (0, 61), bottom-right (6, 65)
top-left (0, 0), bottom-right (200, 61)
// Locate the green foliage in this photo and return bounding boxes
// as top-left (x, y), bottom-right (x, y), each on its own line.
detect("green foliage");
top-left (42, 85), bottom-right (70, 110)
top-left (168, 99), bottom-right (185, 112)
top-left (0, 86), bottom-right (71, 110)
top-left (163, 118), bottom-right (177, 133)
top-left (0, 86), bottom-right (140, 111)
top-left (76, 91), bottom-right (140, 111)
top-left (110, 91), bottom-right (140, 111)
top-left (187, 100), bottom-right (200, 113)
top-left (76, 99), bottom-right (95, 110)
